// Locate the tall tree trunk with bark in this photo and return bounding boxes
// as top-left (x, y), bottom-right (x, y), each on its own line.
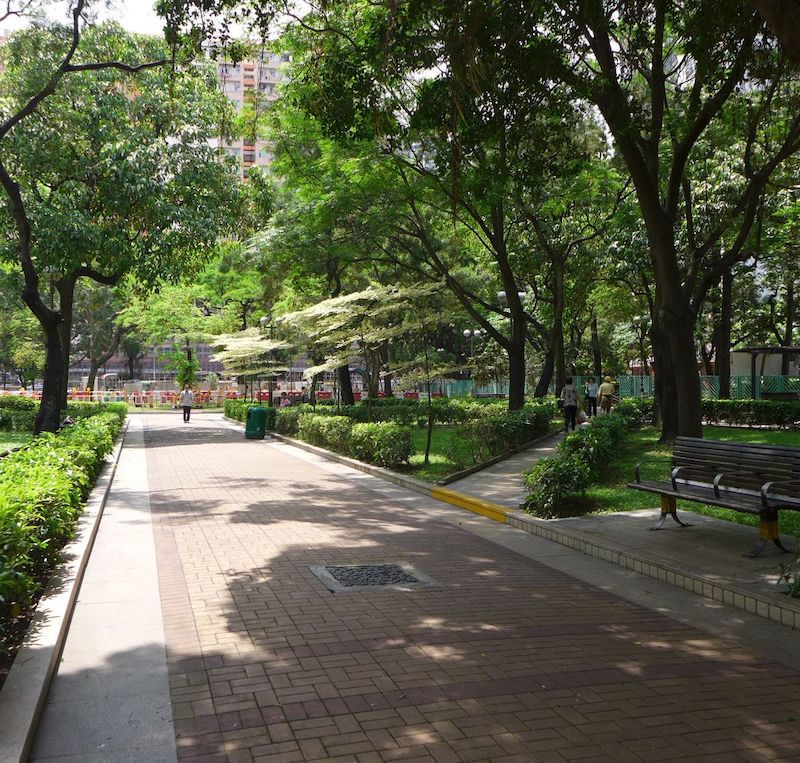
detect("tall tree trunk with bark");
top-left (56, 273), bottom-right (77, 407)
top-left (337, 366), bottom-right (354, 405)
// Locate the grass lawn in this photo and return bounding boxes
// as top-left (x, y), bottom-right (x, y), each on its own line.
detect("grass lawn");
top-left (0, 432), bottom-right (32, 452)
top-left (568, 425), bottom-right (800, 537)
top-left (406, 426), bottom-right (466, 482)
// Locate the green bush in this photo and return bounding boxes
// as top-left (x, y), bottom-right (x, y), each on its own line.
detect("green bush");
top-left (523, 411), bottom-right (630, 518)
top-left (456, 404), bottom-right (554, 464)
top-left (614, 397), bottom-right (655, 425)
top-left (0, 412), bottom-right (123, 614)
top-left (224, 399), bottom-right (249, 421)
top-left (65, 401), bottom-right (128, 423)
top-left (0, 397), bottom-right (37, 411)
top-left (274, 404), bottom-right (316, 434)
top-left (701, 398), bottom-right (800, 428)
top-left (297, 413), bottom-right (353, 450)
top-left (349, 422), bottom-right (414, 468)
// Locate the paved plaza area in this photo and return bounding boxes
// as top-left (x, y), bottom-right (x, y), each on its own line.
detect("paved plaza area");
top-left (30, 414), bottom-right (800, 762)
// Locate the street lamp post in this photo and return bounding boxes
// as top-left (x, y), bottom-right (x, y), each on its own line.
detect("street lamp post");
top-left (259, 316), bottom-right (275, 406)
top-left (463, 328), bottom-right (482, 361)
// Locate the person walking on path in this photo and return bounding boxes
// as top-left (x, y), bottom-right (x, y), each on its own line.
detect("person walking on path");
top-left (179, 384), bottom-right (194, 422)
top-left (599, 375), bottom-right (615, 415)
top-left (560, 376), bottom-right (580, 433)
top-left (584, 376), bottom-right (598, 418)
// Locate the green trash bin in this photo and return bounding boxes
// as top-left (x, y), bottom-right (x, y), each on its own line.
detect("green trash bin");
top-left (245, 406), bottom-right (267, 440)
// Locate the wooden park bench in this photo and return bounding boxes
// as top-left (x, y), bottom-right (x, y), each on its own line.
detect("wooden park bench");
top-left (628, 437), bottom-right (800, 557)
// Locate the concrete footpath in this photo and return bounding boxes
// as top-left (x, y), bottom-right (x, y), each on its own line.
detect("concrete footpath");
top-left (28, 413), bottom-right (800, 762)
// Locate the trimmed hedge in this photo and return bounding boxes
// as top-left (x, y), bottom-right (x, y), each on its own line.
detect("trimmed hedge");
top-left (296, 413), bottom-right (414, 468)
top-left (349, 422), bottom-right (414, 467)
top-left (523, 412), bottom-right (630, 518)
top-left (0, 400), bottom-right (127, 433)
top-left (448, 403), bottom-right (555, 466)
top-left (0, 397), bottom-right (36, 411)
top-left (702, 398), bottom-right (800, 428)
top-left (0, 411), bottom-right (124, 615)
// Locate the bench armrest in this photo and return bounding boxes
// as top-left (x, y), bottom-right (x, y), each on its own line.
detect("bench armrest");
top-left (761, 478), bottom-right (800, 507)
top-left (712, 472), bottom-right (734, 498)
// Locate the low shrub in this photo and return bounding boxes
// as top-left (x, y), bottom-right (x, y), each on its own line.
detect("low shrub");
top-left (701, 398), bottom-right (800, 428)
top-left (456, 404), bottom-right (554, 464)
top-left (0, 397), bottom-right (36, 411)
top-left (224, 399), bottom-right (249, 422)
top-left (614, 397), bottom-right (655, 425)
top-left (274, 404), bottom-right (316, 435)
top-left (65, 401), bottom-right (128, 424)
top-left (349, 422), bottom-right (414, 468)
top-left (297, 413), bottom-right (353, 450)
top-left (523, 411), bottom-right (630, 518)
top-left (0, 412), bottom-right (123, 614)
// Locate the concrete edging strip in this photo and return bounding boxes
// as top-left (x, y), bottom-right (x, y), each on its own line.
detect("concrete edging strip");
top-left (0, 420), bottom-right (130, 763)
top-left (223, 417), bottom-right (800, 631)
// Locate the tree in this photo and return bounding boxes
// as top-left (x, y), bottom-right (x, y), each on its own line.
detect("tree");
top-left (0, 11), bottom-right (238, 432)
top-left (542, 2), bottom-right (800, 438)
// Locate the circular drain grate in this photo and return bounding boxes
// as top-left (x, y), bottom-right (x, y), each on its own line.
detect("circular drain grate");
top-left (309, 563), bottom-right (440, 593)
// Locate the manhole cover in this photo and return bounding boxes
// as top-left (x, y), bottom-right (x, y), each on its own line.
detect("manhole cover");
top-left (309, 563), bottom-right (440, 593)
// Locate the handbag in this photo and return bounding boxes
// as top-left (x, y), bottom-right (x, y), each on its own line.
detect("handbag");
top-left (557, 398), bottom-right (564, 409)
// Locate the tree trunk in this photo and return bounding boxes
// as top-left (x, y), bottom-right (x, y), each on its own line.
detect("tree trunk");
top-left (591, 314), bottom-right (602, 378)
top-left (507, 334), bottom-right (526, 410)
top-left (36, 319), bottom-right (66, 434)
top-left (535, 346), bottom-right (555, 398)
top-left (717, 270), bottom-right (733, 398)
top-left (55, 273), bottom-right (77, 408)
top-left (337, 365), bottom-right (354, 406)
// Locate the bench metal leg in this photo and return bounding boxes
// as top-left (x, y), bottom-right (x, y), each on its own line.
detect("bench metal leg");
top-left (650, 495), bottom-right (691, 530)
top-left (747, 510), bottom-right (794, 557)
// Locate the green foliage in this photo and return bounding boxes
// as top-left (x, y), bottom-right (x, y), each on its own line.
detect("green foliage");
top-left (0, 409), bottom-right (36, 432)
top-left (0, 412), bottom-right (123, 614)
top-left (297, 413), bottom-right (353, 450)
top-left (224, 399), bottom-right (250, 421)
top-left (523, 412), bottom-right (631, 518)
top-left (0, 397), bottom-right (36, 411)
top-left (614, 397), bottom-right (655, 426)
top-left (455, 404), bottom-right (554, 465)
top-left (348, 422), bottom-right (414, 468)
top-left (702, 399), bottom-right (800, 428)
top-left (165, 351), bottom-right (201, 389)
top-left (777, 544), bottom-right (800, 598)
top-left (274, 404), bottom-right (314, 434)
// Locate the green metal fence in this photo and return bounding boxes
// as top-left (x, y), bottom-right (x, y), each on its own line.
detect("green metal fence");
top-left (437, 374), bottom-right (799, 400)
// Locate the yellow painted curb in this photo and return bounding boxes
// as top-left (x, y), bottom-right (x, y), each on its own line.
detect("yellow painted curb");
top-left (430, 487), bottom-right (511, 524)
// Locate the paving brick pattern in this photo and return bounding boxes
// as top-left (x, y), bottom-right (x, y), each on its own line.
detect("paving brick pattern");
top-left (145, 416), bottom-right (800, 763)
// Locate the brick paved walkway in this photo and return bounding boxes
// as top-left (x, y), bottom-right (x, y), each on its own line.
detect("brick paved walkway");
top-left (145, 415), bottom-right (800, 763)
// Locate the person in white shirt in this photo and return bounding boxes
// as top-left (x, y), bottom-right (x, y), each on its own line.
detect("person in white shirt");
top-left (179, 385), bottom-right (194, 422)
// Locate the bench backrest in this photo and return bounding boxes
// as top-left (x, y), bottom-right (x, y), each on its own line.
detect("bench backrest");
top-left (673, 437), bottom-right (800, 493)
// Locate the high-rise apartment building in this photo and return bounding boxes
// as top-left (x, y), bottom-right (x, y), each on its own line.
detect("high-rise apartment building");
top-left (214, 50), bottom-right (289, 178)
